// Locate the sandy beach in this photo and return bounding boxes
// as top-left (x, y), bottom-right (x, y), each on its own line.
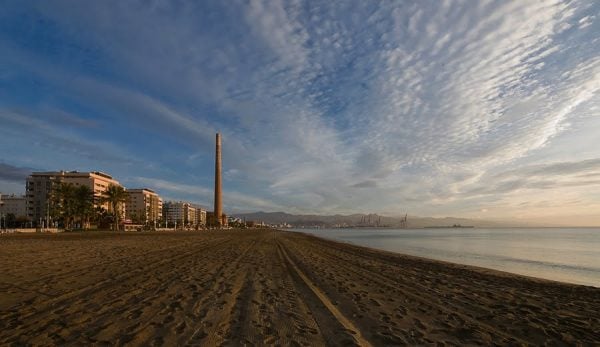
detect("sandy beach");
top-left (1, 229), bottom-right (599, 345)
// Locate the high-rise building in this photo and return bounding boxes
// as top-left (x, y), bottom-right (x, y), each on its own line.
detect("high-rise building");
top-left (125, 188), bottom-right (163, 226)
top-left (26, 171), bottom-right (122, 226)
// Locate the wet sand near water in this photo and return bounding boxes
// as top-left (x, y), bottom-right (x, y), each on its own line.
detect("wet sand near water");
top-left (1, 229), bottom-right (599, 345)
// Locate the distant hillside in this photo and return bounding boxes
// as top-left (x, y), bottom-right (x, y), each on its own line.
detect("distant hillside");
top-left (233, 211), bottom-right (516, 228)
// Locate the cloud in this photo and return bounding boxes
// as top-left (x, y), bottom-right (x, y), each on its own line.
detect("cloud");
top-left (244, 0), bottom-right (310, 71)
top-left (462, 158), bottom-right (600, 197)
top-left (504, 158), bottom-right (600, 178)
top-left (351, 180), bottom-right (378, 189)
top-left (0, 163), bottom-right (34, 182)
top-left (0, 109), bottom-right (136, 164)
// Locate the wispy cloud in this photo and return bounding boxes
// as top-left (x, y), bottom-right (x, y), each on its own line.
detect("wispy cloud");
top-left (0, 109), bottom-right (135, 164)
top-left (0, 163), bottom-right (34, 182)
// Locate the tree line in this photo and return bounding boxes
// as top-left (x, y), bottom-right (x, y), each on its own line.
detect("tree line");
top-left (49, 183), bottom-right (128, 230)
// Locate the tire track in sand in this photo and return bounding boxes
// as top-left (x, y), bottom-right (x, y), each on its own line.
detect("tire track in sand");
top-left (224, 230), bottom-right (327, 346)
top-left (276, 239), bottom-right (373, 347)
top-left (184, 238), bottom-right (259, 346)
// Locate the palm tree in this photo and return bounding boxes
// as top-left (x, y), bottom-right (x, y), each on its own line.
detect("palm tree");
top-left (102, 184), bottom-right (128, 231)
top-left (49, 183), bottom-right (96, 230)
top-left (93, 206), bottom-right (111, 229)
top-left (50, 182), bottom-right (76, 229)
top-left (73, 185), bottom-right (94, 229)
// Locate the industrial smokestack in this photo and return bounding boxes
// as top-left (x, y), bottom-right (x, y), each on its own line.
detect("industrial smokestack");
top-left (214, 133), bottom-right (223, 227)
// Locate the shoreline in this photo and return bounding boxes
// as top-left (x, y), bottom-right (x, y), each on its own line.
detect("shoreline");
top-left (1, 229), bottom-right (599, 345)
top-left (296, 229), bottom-right (600, 289)
top-left (291, 227), bottom-right (600, 288)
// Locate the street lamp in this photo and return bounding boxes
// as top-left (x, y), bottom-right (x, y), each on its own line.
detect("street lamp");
top-left (46, 199), bottom-right (50, 231)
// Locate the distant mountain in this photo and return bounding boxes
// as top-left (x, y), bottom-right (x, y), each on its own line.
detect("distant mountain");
top-left (233, 211), bottom-right (517, 228)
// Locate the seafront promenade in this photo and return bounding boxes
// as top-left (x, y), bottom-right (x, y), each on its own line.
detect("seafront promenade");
top-left (1, 229), bottom-right (599, 345)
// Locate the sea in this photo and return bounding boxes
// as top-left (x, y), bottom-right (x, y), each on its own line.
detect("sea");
top-left (290, 227), bottom-right (600, 288)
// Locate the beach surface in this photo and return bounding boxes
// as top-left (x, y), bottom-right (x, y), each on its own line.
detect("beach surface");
top-left (1, 229), bottom-right (599, 345)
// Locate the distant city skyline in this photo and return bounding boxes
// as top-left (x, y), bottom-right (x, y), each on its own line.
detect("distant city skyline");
top-left (1, 1), bottom-right (599, 225)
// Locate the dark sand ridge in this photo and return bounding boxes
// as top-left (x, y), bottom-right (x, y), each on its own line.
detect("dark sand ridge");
top-left (1, 230), bottom-right (599, 345)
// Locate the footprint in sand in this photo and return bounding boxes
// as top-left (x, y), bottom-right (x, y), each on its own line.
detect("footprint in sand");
top-left (369, 298), bottom-right (381, 306)
top-left (175, 322), bottom-right (186, 334)
top-left (162, 315), bottom-right (174, 324)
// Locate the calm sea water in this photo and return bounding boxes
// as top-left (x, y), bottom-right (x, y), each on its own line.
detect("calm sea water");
top-left (291, 228), bottom-right (600, 287)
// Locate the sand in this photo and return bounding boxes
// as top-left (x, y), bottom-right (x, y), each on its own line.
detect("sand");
top-left (1, 229), bottom-right (599, 346)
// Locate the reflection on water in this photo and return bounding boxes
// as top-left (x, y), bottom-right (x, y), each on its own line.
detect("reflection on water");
top-left (291, 228), bottom-right (600, 287)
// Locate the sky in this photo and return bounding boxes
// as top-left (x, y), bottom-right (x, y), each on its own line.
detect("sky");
top-left (0, 1), bottom-right (599, 225)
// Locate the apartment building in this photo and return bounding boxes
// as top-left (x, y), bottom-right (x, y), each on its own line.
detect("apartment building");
top-left (163, 201), bottom-right (207, 228)
top-left (26, 171), bottom-right (122, 225)
top-left (0, 194), bottom-right (28, 219)
top-left (196, 208), bottom-right (207, 226)
top-left (125, 188), bottom-right (163, 225)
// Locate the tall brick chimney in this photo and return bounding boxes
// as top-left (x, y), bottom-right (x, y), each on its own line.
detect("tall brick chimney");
top-left (214, 133), bottom-right (223, 227)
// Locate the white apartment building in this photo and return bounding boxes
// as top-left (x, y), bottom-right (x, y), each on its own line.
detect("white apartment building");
top-left (26, 171), bottom-right (122, 226)
top-left (125, 188), bottom-right (163, 225)
top-left (163, 201), bottom-right (207, 228)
